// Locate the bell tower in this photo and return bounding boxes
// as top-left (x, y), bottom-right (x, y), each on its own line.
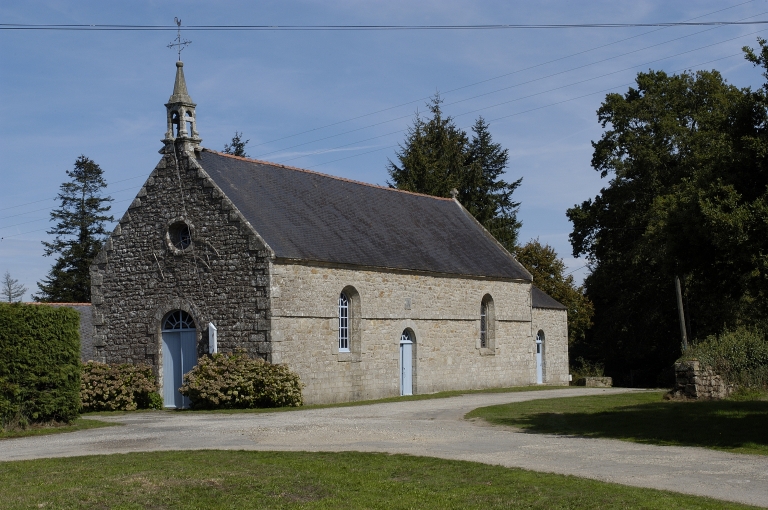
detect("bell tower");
top-left (161, 18), bottom-right (201, 155)
top-left (161, 60), bottom-right (202, 154)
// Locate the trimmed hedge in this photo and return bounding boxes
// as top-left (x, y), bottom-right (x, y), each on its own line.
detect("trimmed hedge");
top-left (180, 352), bottom-right (303, 409)
top-left (0, 303), bottom-right (81, 426)
top-left (81, 362), bottom-right (162, 411)
top-left (682, 327), bottom-right (768, 390)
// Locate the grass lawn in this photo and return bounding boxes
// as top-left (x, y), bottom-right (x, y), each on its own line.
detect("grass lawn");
top-left (0, 418), bottom-right (116, 440)
top-left (466, 391), bottom-right (768, 455)
top-left (0, 450), bottom-right (757, 509)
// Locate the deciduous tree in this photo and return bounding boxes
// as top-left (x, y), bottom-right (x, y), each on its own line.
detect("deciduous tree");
top-left (515, 240), bottom-right (593, 350)
top-left (2, 271), bottom-right (26, 302)
top-left (567, 44), bottom-right (768, 383)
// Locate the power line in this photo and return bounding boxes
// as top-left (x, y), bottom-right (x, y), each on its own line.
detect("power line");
top-left (3, 21), bottom-right (768, 31)
top-left (244, 0), bottom-right (759, 151)
top-left (256, 12), bottom-right (766, 162)
top-left (0, 50), bottom-right (750, 240)
top-left (271, 34), bottom-right (754, 167)
top-left (564, 264), bottom-right (588, 277)
top-left (0, 46), bottom-right (753, 230)
top-left (306, 52), bottom-right (743, 171)
top-left (1, 3), bottom-right (755, 216)
top-left (0, 173), bottom-right (146, 213)
top-left (0, 197), bottom-right (135, 240)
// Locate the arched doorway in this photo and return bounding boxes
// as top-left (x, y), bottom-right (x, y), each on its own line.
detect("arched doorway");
top-left (400, 329), bottom-right (414, 396)
top-left (161, 310), bottom-right (197, 408)
top-left (535, 330), bottom-right (545, 384)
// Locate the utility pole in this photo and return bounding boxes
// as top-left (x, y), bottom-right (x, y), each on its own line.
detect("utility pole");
top-left (675, 275), bottom-right (688, 350)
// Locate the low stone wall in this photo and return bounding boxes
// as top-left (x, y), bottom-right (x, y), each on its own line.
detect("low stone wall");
top-left (667, 360), bottom-right (732, 400)
top-left (576, 377), bottom-right (612, 387)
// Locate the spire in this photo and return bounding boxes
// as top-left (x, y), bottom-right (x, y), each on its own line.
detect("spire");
top-left (169, 61), bottom-right (193, 104)
top-left (162, 60), bottom-right (202, 154)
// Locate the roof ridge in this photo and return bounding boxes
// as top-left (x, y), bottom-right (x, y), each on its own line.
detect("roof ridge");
top-left (203, 149), bottom-right (454, 201)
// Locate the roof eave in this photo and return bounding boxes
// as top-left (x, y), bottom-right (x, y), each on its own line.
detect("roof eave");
top-left (272, 256), bottom-right (532, 282)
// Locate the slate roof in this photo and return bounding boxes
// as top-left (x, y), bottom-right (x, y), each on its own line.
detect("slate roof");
top-left (199, 150), bottom-right (531, 280)
top-left (531, 286), bottom-right (567, 310)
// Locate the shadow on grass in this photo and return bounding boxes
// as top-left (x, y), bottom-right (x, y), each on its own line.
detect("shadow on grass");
top-left (469, 393), bottom-right (768, 455)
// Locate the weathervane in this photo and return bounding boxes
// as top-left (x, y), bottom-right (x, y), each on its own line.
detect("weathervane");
top-left (167, 17), bottom-right (191, 60)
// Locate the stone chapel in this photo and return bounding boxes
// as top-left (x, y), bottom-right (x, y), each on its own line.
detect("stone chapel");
top-left (90, 60), bottom-right (569, 407)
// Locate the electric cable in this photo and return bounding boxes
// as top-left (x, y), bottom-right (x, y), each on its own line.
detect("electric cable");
top-left (1, 2), bottom-right (756, 215)
top-left (255, 11), bottom-right (767, 162)
top-left (271, 34), bottom-right (757, 167)
top-left (3, 21), bottom-right (768, 30)
top-left (302, 51), bottom-right (742, 171)
top-left (244, 0), bottom-right (759, 151)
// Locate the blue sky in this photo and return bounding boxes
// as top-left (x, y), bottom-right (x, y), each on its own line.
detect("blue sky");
top-left (2, 0), bottom-right (767, 301)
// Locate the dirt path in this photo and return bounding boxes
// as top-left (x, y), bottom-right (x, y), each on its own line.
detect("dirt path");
top-left (2, 387), bottom-right (767, 507)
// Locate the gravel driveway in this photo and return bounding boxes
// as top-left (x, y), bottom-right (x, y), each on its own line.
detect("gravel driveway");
top-left (2, 387), bottom-right (766, 507)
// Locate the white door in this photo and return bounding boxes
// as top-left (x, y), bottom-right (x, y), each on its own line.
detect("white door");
top-left (535, 330), bottom-right (544, 384)
top-left (400, 331), bottom-right (413, 396)
top-left (161, 311), bottom-right (198, 408)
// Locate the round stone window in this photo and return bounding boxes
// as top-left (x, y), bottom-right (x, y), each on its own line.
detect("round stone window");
top-left (167, 221), bottom-right (192, 252)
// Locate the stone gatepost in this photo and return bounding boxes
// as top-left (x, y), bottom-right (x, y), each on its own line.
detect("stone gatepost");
top-left (666, 360), bottom-right (732, 400)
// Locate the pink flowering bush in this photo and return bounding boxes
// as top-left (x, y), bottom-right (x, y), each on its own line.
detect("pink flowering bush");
top-left (80, 362), bottom-right (162, 411)
top-left (179, 352), bottom-right (303, 409)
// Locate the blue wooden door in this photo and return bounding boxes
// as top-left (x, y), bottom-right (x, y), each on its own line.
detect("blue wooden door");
top-left (400, 331), bottom-right (413, 396)
top-left (162, 329), bottom-right (197, 408)
top-left (536, 331), bottom-right (544, 384)
top-left (161, 311), bottom-right (197, 408)
top-left (162, 331), bottom-right (181, 408)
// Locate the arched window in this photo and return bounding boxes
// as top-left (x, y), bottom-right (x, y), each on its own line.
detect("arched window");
top-left (339, 292), bottom-right (350, 352)
top-left (163, 310), bottom-right (195, 330)
top-left (171, 111), bottom-right (180, 137)
top-left (480, 294), bottom-right (495, 351)
top-left (480, 301), bottom-right (488, 348)
top-left (185, 110), bottom-right (195, 137)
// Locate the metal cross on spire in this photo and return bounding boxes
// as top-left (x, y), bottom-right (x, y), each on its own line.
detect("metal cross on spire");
top-left (167, 17), bottom-right (191, 60)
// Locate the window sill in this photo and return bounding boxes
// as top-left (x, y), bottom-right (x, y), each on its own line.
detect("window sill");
top-left (336, 351), bottom-right (361, 363)
top-left (479, 347), bottom-right (496, 356)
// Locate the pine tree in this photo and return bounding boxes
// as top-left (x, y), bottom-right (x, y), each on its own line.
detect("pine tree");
top-left (387, 96), bottom-right (522, 251)
top-left (35, 156), bottom-right (113, 303)
top-left (465, 118), bottom-right (522, 250)
top-left (223, 131), bottom-right (249, 157)
top-left (2, 271), bottom-right (27, 302)
top-left (387, 96), bottom-right (468, 200)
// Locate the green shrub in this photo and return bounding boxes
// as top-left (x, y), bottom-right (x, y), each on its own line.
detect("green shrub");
top-left (682, 327), bottom-right (768, 390)
top-left (569, 356), bottom-right (605, 385)
top-left (0, 303), bottom-right (81, 426)
top-left (0, 377), bottom-right (21, 428)
top-left (180, 352), bottom-right (303, 409)
top-left (81, 362), bottom-right (162, 411)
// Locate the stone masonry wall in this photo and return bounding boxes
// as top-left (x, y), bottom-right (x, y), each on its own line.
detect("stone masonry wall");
top-left (531, 307), bottom-right (569, 385)
top-left (270, 261), bottom-right (564, 404)
top-left (667, 360), bottom-right (732, 400)
top-left (90, 149), bottom-right (271, 384)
